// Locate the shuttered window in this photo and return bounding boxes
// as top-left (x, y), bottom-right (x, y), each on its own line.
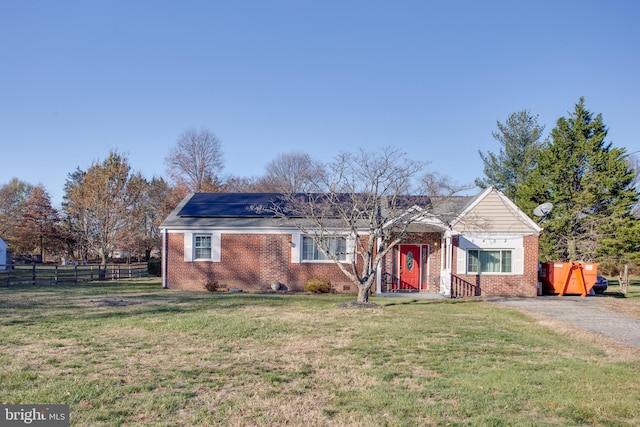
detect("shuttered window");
top-left (467, 249), bottom-right (513, 273)
top-left (302, 236), bottom-right (347, 261)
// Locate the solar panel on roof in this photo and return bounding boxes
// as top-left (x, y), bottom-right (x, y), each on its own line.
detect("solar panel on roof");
top-left (177, 193), bottom-right (285, 217)
top-left (176, 192), bottom-right (433, 218)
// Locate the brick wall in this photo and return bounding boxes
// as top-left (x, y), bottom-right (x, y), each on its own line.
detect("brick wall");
top-left (167, 231), bottom-right (539, 297)
top-left (166, 233), bottom-right (356, 292)
top-left (451, 234), bottom-right (539, 297)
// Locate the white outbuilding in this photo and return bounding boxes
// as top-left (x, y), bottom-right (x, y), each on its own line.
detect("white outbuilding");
top-left (0, 237), bottom-right (7, 270)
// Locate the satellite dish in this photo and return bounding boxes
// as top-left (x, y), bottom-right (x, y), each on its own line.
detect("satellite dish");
top-left (533, 202), bottom-right (553, 217)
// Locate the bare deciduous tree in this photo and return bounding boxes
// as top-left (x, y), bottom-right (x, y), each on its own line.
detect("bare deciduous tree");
top-left (115, 172), bottom-right (148, 262)
top-left (258, 147), bottom-right (438, 303)
top-left (222, 152), bottom-right (319, 193)
top-left (165, 128), bottom-right (224, 193)
top-left (222, 176), bottom-right (268, 193)
top-left (262, 151), bottom-right (318, 193)
top-left (420, 171), bottom-right (475, 225)
top-left (61, 168), bottom-right (89, 262)
top-left (144, 177), bottom-right (175, 258)
top-left (122, 176), bottom-right (174, 261)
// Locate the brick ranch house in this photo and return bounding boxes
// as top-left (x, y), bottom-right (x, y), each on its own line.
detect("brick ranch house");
top-left (160, 186), bottom-right (541, 297)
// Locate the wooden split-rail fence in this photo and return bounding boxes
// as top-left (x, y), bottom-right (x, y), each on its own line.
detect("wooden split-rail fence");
top-left (0, 263), bottom-right (149, 286)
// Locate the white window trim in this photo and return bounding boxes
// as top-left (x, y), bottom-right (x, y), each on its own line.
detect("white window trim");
top-left (456, 235), bottom-right (523, 275)
top-left (292, 233), bottom-right (355, 264)
top-left (466, 249), bottom-right (513, 274)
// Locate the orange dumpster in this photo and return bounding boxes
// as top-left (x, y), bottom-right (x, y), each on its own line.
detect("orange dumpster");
top-left (540, 261), bottom-right (598, 296)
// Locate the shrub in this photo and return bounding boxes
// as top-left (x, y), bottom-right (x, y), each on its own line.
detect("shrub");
top-left (147, 258), bottom-right (161, 277)
top-left (204, 279), bottom-right (219, 292)
top-left (304, 278), bottom-right (332, 293)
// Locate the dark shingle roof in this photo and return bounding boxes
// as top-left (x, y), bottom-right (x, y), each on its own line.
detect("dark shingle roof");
top-left (430, 196), bottom-right (474, 217)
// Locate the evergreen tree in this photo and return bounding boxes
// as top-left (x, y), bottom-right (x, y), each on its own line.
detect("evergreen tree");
top-left (518, 98), bottom-right (639, 264)
top-left (475, 110), bottom-right (545, 201)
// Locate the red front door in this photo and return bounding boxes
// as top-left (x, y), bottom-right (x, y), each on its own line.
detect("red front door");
top-left (399, 245), bottom-right (421, 290)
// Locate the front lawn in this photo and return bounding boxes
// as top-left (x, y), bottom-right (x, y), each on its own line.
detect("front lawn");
top-left (1, 279), bottom-right (639, 426)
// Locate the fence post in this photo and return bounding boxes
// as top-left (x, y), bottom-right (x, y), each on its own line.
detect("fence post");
top-left (31, 263), bottom-right (36, 285)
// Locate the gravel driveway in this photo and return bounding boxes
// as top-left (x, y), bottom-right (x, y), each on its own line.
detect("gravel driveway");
top-left (488, 295), bottom-right (640, 349)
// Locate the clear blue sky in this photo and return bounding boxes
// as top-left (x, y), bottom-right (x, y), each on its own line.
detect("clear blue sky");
top-left (2, 0), bottom-right (639, 207)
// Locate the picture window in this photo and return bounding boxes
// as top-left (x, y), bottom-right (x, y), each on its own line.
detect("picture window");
top-left (467, 249), bottom-right (512, 273)
top-left (302, 236), bottom-right (347, 261)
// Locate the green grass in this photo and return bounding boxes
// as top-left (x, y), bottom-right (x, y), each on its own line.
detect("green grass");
top-left (604, 279), bottom-right (640, 298)
top-left (1, 279), bottom-right (640, 426)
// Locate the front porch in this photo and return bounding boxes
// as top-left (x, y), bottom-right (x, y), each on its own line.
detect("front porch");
top-left (379, 272), bottom-right (479, 299)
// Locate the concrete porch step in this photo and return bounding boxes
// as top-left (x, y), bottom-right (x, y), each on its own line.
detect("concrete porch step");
top-left (377, 292), bottom-right (446, 299)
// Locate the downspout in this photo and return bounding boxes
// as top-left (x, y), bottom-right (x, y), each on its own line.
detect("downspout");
top-left (375, 235), bottom-right (382, 294)
top-left (440, 230), bottom-right (453, 297)
top-left (161, 228), bottom-right (168, 289)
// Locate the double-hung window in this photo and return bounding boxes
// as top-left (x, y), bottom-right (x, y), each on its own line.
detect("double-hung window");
top-left (467, 249), bottom-right (512, 273)
top-left (302, 236), bottom-right (347, 261)
top-left (194, 235), bottom-right (212, 260)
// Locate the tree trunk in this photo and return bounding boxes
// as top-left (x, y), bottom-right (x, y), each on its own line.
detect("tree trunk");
top-left (619, 264), bottom-right (629, 295)
top-left (100, 250), bottom-right (108, 267)
top-left (357, 284), bottom-right (370, 303)
top-left (568, 238), bottom-right (577, 261)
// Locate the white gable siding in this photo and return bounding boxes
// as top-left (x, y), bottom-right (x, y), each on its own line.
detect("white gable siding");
top-left (454, 191), bottom-right (538, 234)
